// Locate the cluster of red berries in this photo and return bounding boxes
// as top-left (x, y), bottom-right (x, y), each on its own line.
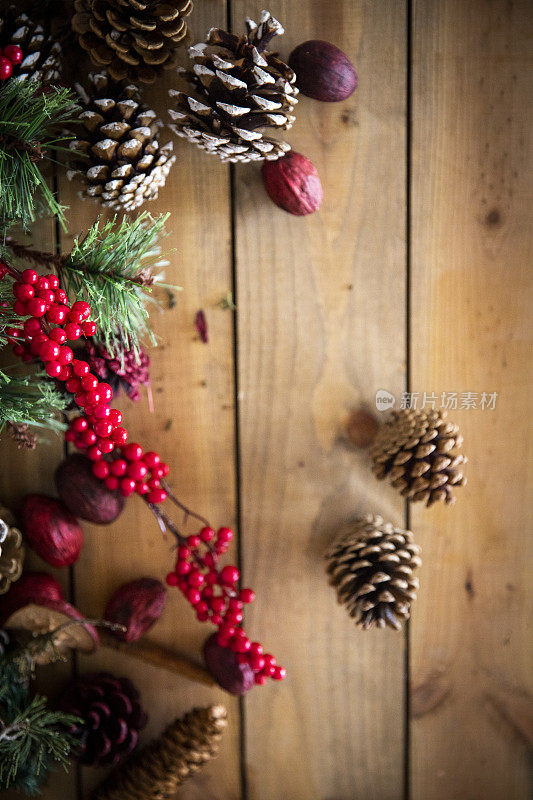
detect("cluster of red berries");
top-left (1, 261), bottom-right (285, 685)
top-left (0, 44), bottom-right (22, 81)
top-left (166, 526), bottom-right (285, 684)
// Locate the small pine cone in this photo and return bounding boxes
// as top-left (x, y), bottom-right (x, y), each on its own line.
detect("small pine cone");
top-left (57, 672), bottom-right (147, 768)
top-left (67, 72), bottom-right (175, 212)
top-left (0, 7), bottom-right (63, 83)
top-left (371, 408), bottom-right (467, 506)
top-left (92, 705), bottom-right (227, 800)
top-left (326, 515), bottom-right (421, 631)
top-left (168, 10), bottom-right (298, 163)
top-left (0, 506), bottom-right (24, 595)
top-left (72, 0), bottom-right (193, 84)
top-left (6, 421), bottom-right (38, 450)
top-left (82, 340), bottom-right (150, 402)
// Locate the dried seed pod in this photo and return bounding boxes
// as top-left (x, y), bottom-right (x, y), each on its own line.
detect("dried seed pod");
top-left (203, 633), bottom-right (255, 695)
top-left (0, 571), bottom-right (63, 621)
top-left (289, 40), bottom-right (357, 102)
top-left (261, 150), bottom-right (323, 215)
top-left (55, 454), bottom-right (125, 525)
top-left (104, 577), bottom-right (167, 642)
top-left (19, 494), bottom-right (83, 567)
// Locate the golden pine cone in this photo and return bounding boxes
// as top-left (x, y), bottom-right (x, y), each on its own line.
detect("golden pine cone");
top-left (67, 72), bottom-right (175, 211)
top-left (370, 408), bottom-right (467, 506)
top-left (72, 0), bottom-right (193, 84)
top-left (326, 515), bottom-right (421, 631)
top-left (92, 705), bottom-right (227, 800)
top-left (168, 10), bottom-right (298, 163)
top-left (0, 505), bottom-right (24, 595)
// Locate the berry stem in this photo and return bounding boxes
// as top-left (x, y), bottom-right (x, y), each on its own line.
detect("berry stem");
top-left (161, 481), bottom-right (211, 528)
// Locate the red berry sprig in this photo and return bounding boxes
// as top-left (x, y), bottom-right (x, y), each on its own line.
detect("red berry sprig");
top-left (0, 44), bottom-right (23, 81)
top-left (1, 259), bottom-right (285, 686)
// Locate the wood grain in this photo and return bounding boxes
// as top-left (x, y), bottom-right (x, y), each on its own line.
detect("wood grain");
top-left (410, 2), bottom-right (533, 798)
top-left (232, 2), bottom-right (407, 798)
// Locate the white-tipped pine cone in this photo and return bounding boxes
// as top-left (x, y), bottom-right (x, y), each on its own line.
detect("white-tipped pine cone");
top-left (168, 10), bottom-right (298, 163)
top-left (371, 408), bottom-right (467, 506)
top-left (67, 72), bottom-right (175, 212)
top-left (326, 515), bottom-right (421, 631)
top-left (0, 506), bottom-right (24, 595)
top-left (0, 7), bottom-right (62, 83)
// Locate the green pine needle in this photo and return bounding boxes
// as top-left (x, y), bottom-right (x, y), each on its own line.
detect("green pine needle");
top-left (60, 212), bottom-right (178, 356)
top-left (0, 79), bottom-right (78, 229)
top-left (0, 370), bottom-right (68, 435)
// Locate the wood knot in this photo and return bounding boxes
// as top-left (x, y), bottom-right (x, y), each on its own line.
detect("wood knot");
top-left (484, 208), bottom-right (502, 227)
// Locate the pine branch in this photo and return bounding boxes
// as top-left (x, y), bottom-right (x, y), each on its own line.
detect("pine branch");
top-left (59, 213), bottom-right (177, 357)
top-left (0, 79), bottom-right (78, 229)
top-left (0, 370), bottom-right (68, 437)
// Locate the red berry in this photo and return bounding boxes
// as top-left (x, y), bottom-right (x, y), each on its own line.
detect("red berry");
top-left (81, 374), bottom-right (98, 391)
top-left (36, 277), bottom-right (50, 291)
top-left (94, 420), bottom-right (113, 438)
top-left (254, 673), bottom-right (268, 685)
top-left (187, 588), bottom-right (201, 605)
top-left (39, 341), bottom-right (60, 362)
top-left (71, 300), bottom-right (91, 321)
top-left (109, 408), bottom-right (122, 425)
top-left (219, 565), bottom-right (240, 586)
top-left (64, 322), bottom-right (82, 340)
top-left (45, 361), bottom-right (61, 378)
top-left (135, 481), bottom-right (149, 495)
top-left (72, 360), bottom-right (90, 377)
top-left (57, 346), bottom-right (73, 365)
top-left (0, 57), bottom-right (13, 80)
top-left (147, 488), bottom-right (166, 504)
top-left (5, 326), bottom-right (21, 338)
top-left (187, 534), bottom-right (200, 549)
top-left (14, 283), bottom-right (34, 302)
top-left (249, 642), bottom-right (263, 657)
top-left (3, 45), bottom-right (23, 65)
top-left (110, 459), bottom-right (127, 477)
top-left (46, 304), bottom-right (69, 324)
top-left (143, 451), bottom-right (160, 469)
top-left (74, 392), bottom-right (86, 406)
top-left (65, 377), bottom-right (81, 393)
top-left (120, 478), bottom-right (136, 496)
top-left (92, 461), bottom-right (109, 479)
top-left (82, 320), bottom-right (97, 336)
top-left (57, 365), bottom-right (71, 381)
top-left (210, 596), bottom-right (226, 614)
top-left (21, 269), bottom-right (38, 284)
top-left (239, 588), bottom-right (255, 604)
top-left (81, 430), bottom-right (97, 447)
top-left (38, 288), bottom-right (55, 305)
top-left (49, 327), bottom-right (67, 344)
top-left (71, 417), bottom-right (88, 433)
top-left (85, 389), bottom-right (101, 405)
top-left (13, 300), bottom-right (27, 316)
top-left (166, 573), bottom-right (179, 587)
top-left (147, 477), bottom-right (160, 490)
top-left (93, 403), bottom-right (110, 419)
top-left (55, 289), bottom-right (68, 305)
top-left (176, 560), bottom-right (191, 575)
top-left (272, 666), bottom-right (286, 680)
top-left (188, 572), bottom-right (205, 588)
top-left (12, 344), bottom-right (25, 356)
top-left (99, 383), bottom-right (113, 402)
top-left (27, 297), bottom-right (47, 317)
top-left (217, 526), bottom-right (233, 542)
top-left (29, 334), bottom-right (47, 355)
top-left (23, 318), bottom-right (42, 336)
top-left (65, 429), bottom-right (76, 442)
top-left (249, 654), bottom-right (266, 672)
top-left (45, 273), bottom-right (59, 290)
top-left (199, 526), bottom-right (215, 542)
top-left (177, 546), bottom-right (190, 559)
top-left (105, 475), bottom-right (119, 491)
top-left (87, 445), bottom-right (103, 461)
top-left (123, 442), bottom-right (143, 460)
top-left (127, 461), bottom-right (148, 481)
top-left (98, 438), bottom-right (115, 454)
top-left (111, 427), bottom-right (128, 444)
top-left (159, 462), bottom-right (169, 476)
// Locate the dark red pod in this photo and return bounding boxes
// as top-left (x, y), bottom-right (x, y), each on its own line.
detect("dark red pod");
top-left (289, 40), bottom-right (357, 102)
top-left (104, 577), bottom-right (167, 642)
top-left (55, 453), bottom-right (125, 524)
top-left (262, 151), bottom-right (323, 216)
top-left (0, 571), bottom-right (64, 623)
top-left (20, 494), bottom-right (83, 567)
top-left (203, 633), bottom-right (255, 695)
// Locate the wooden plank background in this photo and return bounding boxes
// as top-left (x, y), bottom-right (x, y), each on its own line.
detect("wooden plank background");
top-left (1, 1), bottom-right (531, 799)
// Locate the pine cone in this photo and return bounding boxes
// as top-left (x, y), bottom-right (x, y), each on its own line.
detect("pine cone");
top-left (0, 7), bottom-right (62, 83)
top-left (57, 672), bottom-right (147, 768)
top-left (72, 0), bottom-right (193, 84)
top-left (0, 506), bottom-right (24, 595)
top-left (92, 705), bottom-right (227, 800)
top-left (168, 10), bottom-right (298, 163)
top-left (326, 515), bottom-right (421, 631)
top-left (67, 72), bottom-right (175, 211)
top-left (371, 408), bottom-right (467, 506)
top-left (82, 340), bottom-right (150, 401)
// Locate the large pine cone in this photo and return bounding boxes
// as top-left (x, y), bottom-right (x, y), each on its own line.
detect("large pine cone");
top-left (58, 672), bottom-right (147, 767)
top-left (72, 0), bottom-right (193, 84)
top-left (0, 7), bottom-right (62, 83)
top-left (168, 10), bottom-right (298, 163)
top-left (326, 515), bottom-right (421, 631)
top-left (0, 506), bottom-right (24, 595)
top-left (67, 72), bottom-right (175, 211)
top-left (371, 408), bottom-right (467, 506)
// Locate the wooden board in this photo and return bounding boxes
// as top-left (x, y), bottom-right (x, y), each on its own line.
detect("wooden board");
top-left (410, 1), bottom-right (533, 798)
top-left (231, 2), bottom-right (408, 797)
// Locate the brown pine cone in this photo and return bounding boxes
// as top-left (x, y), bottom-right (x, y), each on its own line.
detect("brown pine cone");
top-left (168, 10), bottom-right (298, 163)
top-left (57, 672), bottom-right (147, 768)
top-left (67, 71), bottom-right (175, 211)
top-left (72, 0), bottom-right (193, 84)
top-left (92, 705), bottom-right (227, 800)
top-left (0, 506), bottom-right (24, 595)
top-left (0, 6), bottom-right (63, 83)
top-left (370, 408), bottom-right (467, 506)
top-left (326, 515), bottom-right (421, 631)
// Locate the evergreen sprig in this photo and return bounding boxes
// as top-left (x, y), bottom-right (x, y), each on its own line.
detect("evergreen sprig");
top-left (60, 212), bottom-right (175, 356)
top-left (0, 370), bottom-right (68, 435)
top-left (0, 79), bottom-right (78, 229)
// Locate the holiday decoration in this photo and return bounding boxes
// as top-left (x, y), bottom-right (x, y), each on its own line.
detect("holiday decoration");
top-left (0, 505), bottom-right (24, 594)
top-left (55, 454), bottom-right (126, 524)
top-left (371, 408), bottom-right (467, 506)
top-left (19, 494), bottom-right (83, 567)
top-left (67, 72), bottom-right (175, 211)
top-left (326, 514), bottom-right (421, 631)
top-left (57, 672), bottom-right (147, 768)
top-left (92, 704), bottom-right (227, 800)
top-left (104, 577), bottom-right (167, 642)
top-left (72, 0), bottom-right (193, 84)
top-left (0, 370), bottom-right (68, 445)
top-left (83, 340), bottom-right (151, 401)
top-left (0, 572), bottom-right (63, 617)
top-left (288, 40), bottom-right (358, 102)
top-left (168, 11), bottom-right (298, 163)
top-left (0, 78), bottom-right (77, 227)
top-left (345, 408), bottom-right (380, 449)
top-left (262, 151), bottom-right (323, 215)
top-left (0, 7), bottom-right (62, 84)
top-left (203, 632), bottom-right (254, 695)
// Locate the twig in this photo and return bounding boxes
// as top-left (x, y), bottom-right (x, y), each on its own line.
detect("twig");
top-left (5, 239), bottom-right (64, 270)
top-left (161, 483), bottom-right (211, 528)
